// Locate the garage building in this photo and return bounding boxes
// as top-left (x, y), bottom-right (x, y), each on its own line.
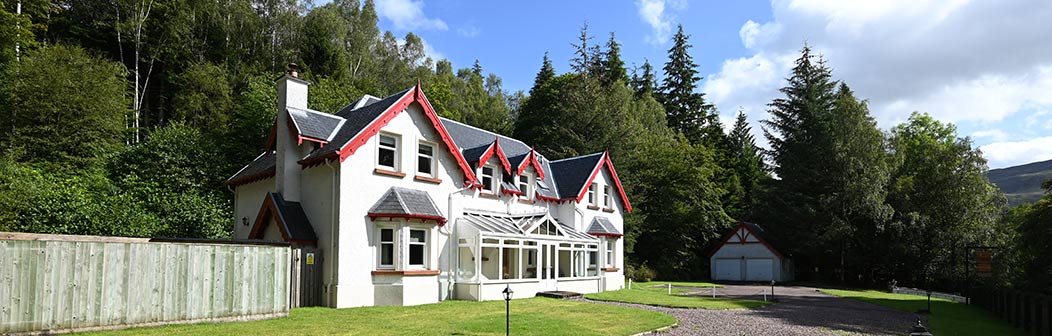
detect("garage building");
top-left (709, 221), bottom-right (794, 282)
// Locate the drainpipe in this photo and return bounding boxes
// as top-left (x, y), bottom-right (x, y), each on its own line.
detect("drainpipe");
top-left (444, 182), bottom-right (475, 300)
top-left (325, 159), bottom-right (339, 307)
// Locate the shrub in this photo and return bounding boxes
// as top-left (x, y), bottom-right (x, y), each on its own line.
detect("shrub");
top-left (627, 262), bottom-right (658, 282)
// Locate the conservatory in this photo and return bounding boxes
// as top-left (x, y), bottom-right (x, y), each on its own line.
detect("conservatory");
top-left (453, 212), bottom-right (602, 301)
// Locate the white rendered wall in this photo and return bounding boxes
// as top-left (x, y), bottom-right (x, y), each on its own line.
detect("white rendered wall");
top-left (332, 103), bottom-right (464, 308)
top-left (233, 179), bottom-right (274, 239)
top-left (572, 167), bottom-right (626, 279)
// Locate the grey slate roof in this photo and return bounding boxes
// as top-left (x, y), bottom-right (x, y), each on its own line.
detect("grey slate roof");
top-left (287, 107), bottom-right (345, 141)
top-left (549, 152), bottom-right (605, 199)
top-left (462, 143), bottom-right (492, 164)
top-left (368, 187), bottom-right (444, 218)
top-left (458, 212), bottom-right (597, 241)
top-left (440, 118), bottom-right (531, 156)
top-left (226, 151), bottom-right (276, 185)
top-left (268, 192), bottom-right (318, 242)
top-left (500, 181), bottom-right (520, 193)
top-left (302, 88), bottom-right (413, 162)
top-left (587, 216), bottom-right (622, 236)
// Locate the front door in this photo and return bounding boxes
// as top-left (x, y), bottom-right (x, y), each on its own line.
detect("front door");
top-left (539, 243), bottom-right (557, 291)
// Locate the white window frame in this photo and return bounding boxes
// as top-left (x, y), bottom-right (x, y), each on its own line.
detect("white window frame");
top-left (603, 185), bottom-right (611, 208)
top-left (518, 172), bottom-right (533, 199)
top-left (416, 141), bottom-right (436, 177)
top-left (605, 239), bottom-right (616, 268)
top-left (377, 132), bottom-right (400, 171)
top-left (479, 164), bottom-right (498, 193)
top-left (377, 225), bottom-right (397, 269)
top-left (587, 183), bottom-right (597, 205)
top-left (407, 227), bottom-right (429, 269)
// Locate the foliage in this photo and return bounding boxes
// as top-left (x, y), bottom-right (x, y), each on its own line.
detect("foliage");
top-left (82, 298), bottom-right (676, 336)
top-left (627, 262), bottom-right (658, 282)
top-left (725, 111), bottom-right (767, 219)
top-left (821, 289), bottom-right (1023, 336)
top-left (656, 24), bottom-right (719, 145)
top-left (1001, 182), bottom-right (1052, 293)
top-left (0, 45), bottom-right (129, 169)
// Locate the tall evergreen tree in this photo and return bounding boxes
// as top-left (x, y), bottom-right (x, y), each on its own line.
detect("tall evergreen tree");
top-left (726, 111), bottom-right (767, 219)
top-left (531, 52), bottom-right (556, 95)
top-left (631, 59), bottom-right (657, 98)
top-left (601, 32), bottom-right (628, 86)
top-left (657, 24), bottom-right (713, 144)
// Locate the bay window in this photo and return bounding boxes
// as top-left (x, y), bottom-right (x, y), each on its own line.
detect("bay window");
top-left (375, 222), bottom-right (433, 271)
top-left (379, 227), bottom-right (395, 268)
top-left (409, 229), bottom-right (427, 268)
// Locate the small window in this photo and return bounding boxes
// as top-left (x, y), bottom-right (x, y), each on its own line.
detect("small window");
top-left (417, 142), bottom-right (435, 176)
top-left (605, 240), bottom-right (615, 267)
top-left (409, 229), bottom-right (427, 267)
top-left (603, 185), bottom-right (611, 208)
top-left (587, 183), bottom-right (597, 205)
top-left (378, 134), bottom-right (399, 170)
top-left (518, 173), bottom-right (532, 199)
top-left (379, 228), bottom-right (395, 268)
top-left (531, 220), bottom-right (560, 236)
top-left (480, 165), bottom-right (495, 192)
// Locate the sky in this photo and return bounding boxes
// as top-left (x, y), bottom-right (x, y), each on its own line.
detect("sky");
top-left (357, 0), bottom-right (1052, 169)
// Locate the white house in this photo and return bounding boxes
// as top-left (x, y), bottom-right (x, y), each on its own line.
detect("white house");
top-left (709, 221), bottom-right (794, 282)
top-left (225, 68), bottom-right (631, 308)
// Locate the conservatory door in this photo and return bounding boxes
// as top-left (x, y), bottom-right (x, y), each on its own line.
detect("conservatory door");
top-left (539, 243), bottom-right (557, 291)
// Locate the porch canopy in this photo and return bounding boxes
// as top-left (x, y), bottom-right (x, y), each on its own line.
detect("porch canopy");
top-left (455, 212), bottom-right (599, 283)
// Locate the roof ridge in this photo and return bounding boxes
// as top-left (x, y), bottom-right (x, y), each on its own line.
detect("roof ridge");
top-left (549, 151), bottom-right (605, 163)
top-left (439, 117), bottom-right (530, 149)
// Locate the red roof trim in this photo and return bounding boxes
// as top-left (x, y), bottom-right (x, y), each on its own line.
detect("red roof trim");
top-left (589, 232), bottom-right (624, 238)
top-left (287, 114), bottom-right (303, 145)
top-left (224, 167), bottom-right (276, 187)
top-left (297, 84), bottom-right (478, 184)
top-left (707, 222), bottom-right (782, 258)
top-left (573, 152), bottom-right (633, 213)
top-left (298, 135), bottom-right (328, 145)
top-left (501, 186), bottom-right (523, 196)
top-left (367, 213), bottom-right (447, 225)
top-left (477, 138), bottom-right (513, 174)
top-left (515, 149), bottom-right (545, 181)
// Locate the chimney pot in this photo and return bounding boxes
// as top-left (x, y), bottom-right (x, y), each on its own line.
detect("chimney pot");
top-left (287, 62), bottom-right (301, 78)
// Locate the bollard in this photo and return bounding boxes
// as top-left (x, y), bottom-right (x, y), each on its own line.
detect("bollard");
top-left (763, 290), bottom-right (767, 302)
top-left (668, 283), bottom-right (672, 295)
top-left (629, 279), bottom-right (632, 290)
top-left (712, 286), bottom-right (716, 298)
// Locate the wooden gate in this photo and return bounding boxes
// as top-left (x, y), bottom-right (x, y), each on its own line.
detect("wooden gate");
top-left (290, 245), bottom-right (323, 307)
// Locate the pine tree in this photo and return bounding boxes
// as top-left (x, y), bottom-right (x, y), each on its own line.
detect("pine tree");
top-left (727, 111), bottom-right (767, 218)
top-left (531, 52), bottom-right (556, 95)
top-left (569, 22), bottom-right (602, 77)
top-left (631, 59), bottom-right (657, 98)
top-left (657, 24), bottom-right (714, 144)
top-left (601, 32), bottom-right (628, 86)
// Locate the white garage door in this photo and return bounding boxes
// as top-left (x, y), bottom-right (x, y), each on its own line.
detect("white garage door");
top-left (714, 258), bottom-right (742, 281)
top-left (745, 258), bottom-right (773, 281)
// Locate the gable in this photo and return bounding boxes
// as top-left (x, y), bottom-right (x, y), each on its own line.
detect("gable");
top-left (709, 222), bottom-right (782, 258)
top-left (248, 192), bottom-right (318, 244)
top-left (298, 84), bottom-right (477, 186)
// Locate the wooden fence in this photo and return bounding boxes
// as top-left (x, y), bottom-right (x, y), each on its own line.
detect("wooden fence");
top-left (970, 287), bottom-right (1052, 336)
top-left (0, 232), bottom-right (292, 334)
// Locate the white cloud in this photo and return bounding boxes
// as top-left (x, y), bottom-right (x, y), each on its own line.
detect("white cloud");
top-left (636, 0), bottom-right (686, 45)
top-left (375, 0), bottom-right (448, 31)
top-left (980, 137), bottom-right (1052, 169)
top-left (970, 129), bottom-right (1009, 142)
top-left (457, 25), bottom-right (481, 38)
top-left (703, 0), bottom-right (1052, 168)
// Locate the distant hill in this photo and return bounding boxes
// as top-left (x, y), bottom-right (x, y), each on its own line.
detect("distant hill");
top-left (987, 159), bottom-right (1052, 207)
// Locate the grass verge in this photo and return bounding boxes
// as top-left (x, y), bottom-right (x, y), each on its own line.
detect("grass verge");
top-left (586, 281), bottom-right (770, 309)
top-left (820, 289), bottom-right (1023, 336)
top-left (76, 298), bottom-right (676, 336)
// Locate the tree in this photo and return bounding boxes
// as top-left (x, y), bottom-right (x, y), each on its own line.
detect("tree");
top-left (657, 24), bottom-right (714, 144)
top-left (600, 32), bottom-right (628, 86)
top-left (631, 59), bottom-right (657, 99)
top-left (171, 62), bottom-right (234, 132)
top-left (300, 4), bottom-right (349, 78)
top-left (0, 45), bottom-right (129, 169)
top-left (531, 52), bottom-right (556, 95)
top-left (726, 111), bottom-right (767, 219)
top-left (569, 22), bottom-right (602, 76)
top-left (885, 112), bottom-right (1005, 285)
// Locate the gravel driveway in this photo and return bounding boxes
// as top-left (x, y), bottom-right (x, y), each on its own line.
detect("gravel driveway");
top-left (587, 284), bottom-right (925, 336)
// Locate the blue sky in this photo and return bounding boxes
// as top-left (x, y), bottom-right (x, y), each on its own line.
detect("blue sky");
top-left (356, 0), bottom-right (1052, 169)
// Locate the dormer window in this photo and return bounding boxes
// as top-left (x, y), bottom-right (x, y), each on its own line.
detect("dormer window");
top-left (587, 183), bottom-right (597, 205)
top-left (518, 172), bottom-right (533, 199)
top-left (417, 141), bottom-right (435, 177)
top-left (378, 133), bottom-right (399, 171)
top-left (480, 165), bottom-right (497, 193)
top-left (603, 185), bottom-right (611, 208)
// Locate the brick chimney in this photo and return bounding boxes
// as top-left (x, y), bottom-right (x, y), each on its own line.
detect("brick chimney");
top-left (275, 63), bottom-right (310, 201)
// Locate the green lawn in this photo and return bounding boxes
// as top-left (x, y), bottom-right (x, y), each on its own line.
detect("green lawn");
top-left (76, 298), bottom-right (675, 336)
top-left (585, 281), bottom-right (770, 309)
top-left (821, 289), bottom-right (1023, 336)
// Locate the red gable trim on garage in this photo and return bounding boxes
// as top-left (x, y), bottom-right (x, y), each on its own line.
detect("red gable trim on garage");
top-left (573, 151), bottom-right (633, 213)
top-left (299, 83), bottom-right (478, 186)
top-left (707, 221), bottom-right (782, 258)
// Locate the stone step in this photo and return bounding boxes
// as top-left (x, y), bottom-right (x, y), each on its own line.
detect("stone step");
top-left (537, 291), bottom-right (582, 299)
